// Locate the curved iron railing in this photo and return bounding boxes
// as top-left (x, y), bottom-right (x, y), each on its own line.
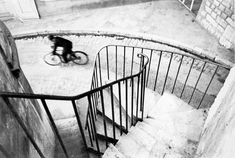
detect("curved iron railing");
top-left (0, 43), bottom-right (230, 158)
top-left (0, 45), bottom-right (149, 157)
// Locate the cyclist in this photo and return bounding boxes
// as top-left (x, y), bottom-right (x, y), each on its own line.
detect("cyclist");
top-left (48, 35), bottom-right (73, 63)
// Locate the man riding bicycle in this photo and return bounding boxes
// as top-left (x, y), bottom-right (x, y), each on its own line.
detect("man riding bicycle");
top-left (48, 35), bottom-right (73, 63)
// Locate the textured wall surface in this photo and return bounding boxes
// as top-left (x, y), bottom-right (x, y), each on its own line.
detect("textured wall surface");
top-left (35, 0), bottom-right (156, 17)
top-left (196, 66), bottom-right (235, 158)
top-left (196, 0), bottom-right (234, 50)
top-left (0, 21), bottom-right (55, 158)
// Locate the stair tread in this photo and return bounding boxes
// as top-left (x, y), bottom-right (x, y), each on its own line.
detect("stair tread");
top-left (145, 108), bottom-right (206, 141)
top-left (128, 126), bottom-right (159, 151)
top-left (143, 88), bottom-right (161, 117)
top-left (147, 92), bottom-right (194, 117)
top-left (115, 133), bottom-right (151, 158)
top-left (136, 120), bottom-right (198, 157)
top-left (102, 144), bottom-right (126, 158)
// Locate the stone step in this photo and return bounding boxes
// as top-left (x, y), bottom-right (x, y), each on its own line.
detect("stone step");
top-left (103, 93), bottom-right (206, 157)
top-left (114, 133), bottom-right (152, 158)
top-left (136, 120), bottom-right (198, 157)
top-left (102, 144), bottom-right (126, 158)
top-left (147, 92), bottom-right (196, 117)
top-left (145, 108), bottom-right (206, 142)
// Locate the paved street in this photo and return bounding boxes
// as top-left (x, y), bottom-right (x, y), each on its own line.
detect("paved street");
top-left (5, 0), bottom-right (234, 62)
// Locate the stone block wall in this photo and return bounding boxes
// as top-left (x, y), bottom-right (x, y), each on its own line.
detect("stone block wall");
top-left (196, 65), bottom-right (235, 158)
top-left (0, 21), bottom-right (55, 158)
top-left (196, 0), bottom-right (234, 50)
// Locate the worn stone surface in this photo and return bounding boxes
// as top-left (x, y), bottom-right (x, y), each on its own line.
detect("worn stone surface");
top-left (0, 21), bottom-right (55, 158)
top-left (195, 66), bottom-right (235, 158)
top-left (197, 0), bottom-right (234, 50)
top-left (104, 92), bottom-right (207, 158)
top-left (4, 0), bottom-right (234, 63)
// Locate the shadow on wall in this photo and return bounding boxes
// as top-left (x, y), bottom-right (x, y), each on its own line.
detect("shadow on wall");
top-left (72, 0), bottom-right (161, 10)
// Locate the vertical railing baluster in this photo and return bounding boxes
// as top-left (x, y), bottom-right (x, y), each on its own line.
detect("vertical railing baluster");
top-left (172, 55), bottom-right (184, 93)
top-left (131, 47), bottom-right (134, 77)
top-left (91, 91), bottom-right (97, 120)
top-left (154, 51), bottom-right (162, 91)
top-left (87, 113), bottom-right (94, 147)
top-left (188, 61), bottom-right (206, 104)
top-left (115, 46), bottom-right (118, 80)
top-left (95, 64), bottom-right (99, 108)
top-left (88, 110), bottom-right (95, 141)
top-left (141, 65), bottom-right (147, 120)
top-left (40, 99), bottom-right (69, 158)
top-left (123, 46), bottom-right (126, 79)
top-left (198, 65), bottom-right (219, 109)
top-left (190, 0), bottom-right (195, 11)
top-left (131, 77), bottom-right (134, 125)
top-left (98, 53), bottom-right (102, 86)
top-left (136, 75), bottom-right (140, 124)
top-left (100, 90), bottom-right (108, 148)
top-left (71, 100), bottom-right (88, 149)
top-left (139, 48), bottom-right (144, 71)
top-left (118, 82), bottom-right (123, 135)
top-left (110, 85), bottom-right (116, 140)
top-left (2, 97), bottom-right (46, 158)
top-left (106, 46), bottom-right (110, 80)
top-left (88, 95), bottom-right (100, 154)
top-left (180, 58), bottom-right (195, 98)
top-left (125, 79), bottom-right (128, 131)
top-left (162, 52), bottom-right (173, 94)
top-left (146, 49), bottom-right (153, 86)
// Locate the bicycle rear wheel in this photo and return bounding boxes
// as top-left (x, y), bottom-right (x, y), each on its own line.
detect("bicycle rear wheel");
top-left (43, 53), bottom-right (61, 66)
top-left (71, 51), bottom-right (89, 65)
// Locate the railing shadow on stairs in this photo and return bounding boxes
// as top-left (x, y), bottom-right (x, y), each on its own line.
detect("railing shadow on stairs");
top-left (0, 44), bottom-right (230, 158)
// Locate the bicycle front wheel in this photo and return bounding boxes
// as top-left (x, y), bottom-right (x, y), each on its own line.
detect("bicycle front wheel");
top-left (71, 51), bottom-right (89, 65)
top-left (43, 53), bottom-right (61, 66)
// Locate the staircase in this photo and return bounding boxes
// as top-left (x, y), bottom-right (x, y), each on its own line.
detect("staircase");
top-left (102, 92), bottom-right (207, 158)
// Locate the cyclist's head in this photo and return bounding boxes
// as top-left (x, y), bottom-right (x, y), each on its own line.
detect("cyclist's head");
top-left (48, 35), bottom-right (54, 41)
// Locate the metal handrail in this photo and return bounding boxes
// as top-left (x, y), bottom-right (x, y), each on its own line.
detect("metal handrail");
top-left (0, 47), bottom-right (149, 157)
top-left (0, 43), bottom-right (230, 157)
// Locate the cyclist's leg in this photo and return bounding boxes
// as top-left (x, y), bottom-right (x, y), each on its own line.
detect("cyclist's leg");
top-left (62, 48), bottom-right (69, 63)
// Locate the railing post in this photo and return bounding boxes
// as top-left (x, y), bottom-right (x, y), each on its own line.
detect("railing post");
top-left (100, 90), bottom-right (108, 148)
top-left (118, 82), bottom-right (123, 136)
top-left (110, 85), bottom-right (116, 140)
top-left (71, 100), bottom-right (88, 149)
top-left (40, 99), bottom-right (69, 158)
top-left (106, 46), bottom-right (110, 80)
top-left (87, 95), bottom-right (101, 154)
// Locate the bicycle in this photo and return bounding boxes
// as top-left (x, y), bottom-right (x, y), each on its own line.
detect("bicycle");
top-left (43, 50), bottom-right (89, 66)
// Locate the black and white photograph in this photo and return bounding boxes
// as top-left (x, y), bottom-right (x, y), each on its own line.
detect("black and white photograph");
top-left (0, 0), bottom-right (234, 158)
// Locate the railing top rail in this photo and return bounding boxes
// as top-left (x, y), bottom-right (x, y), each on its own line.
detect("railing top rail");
top-left (0, 53), bottom-right (149, 101)
top-left (97, 45), bottom-right (231, 69)
top-left (13, 30), bottom-right (233, 68)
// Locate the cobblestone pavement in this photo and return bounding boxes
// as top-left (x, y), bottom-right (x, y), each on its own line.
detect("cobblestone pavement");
top-left (17, 35), bottom-right (229, 113)
top-left (5, 0), bottom-right (234, 63)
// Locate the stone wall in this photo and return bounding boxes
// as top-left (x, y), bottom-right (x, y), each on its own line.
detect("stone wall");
top-left (35, 0), bottom-right (154, 17)
top-left (0, 21), bottom-right (55, 158)
top-left (196, 65), bottom-right (235, 158)
top-left (196, 0), bottom-right (234, 50)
